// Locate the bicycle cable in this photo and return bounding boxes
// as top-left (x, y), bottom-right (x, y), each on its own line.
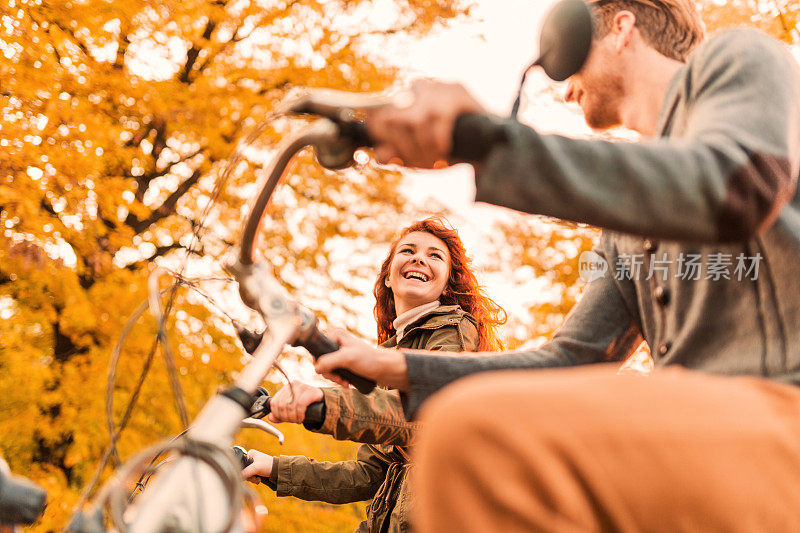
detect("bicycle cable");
top-left (65, 105), bottom-right (291, 530)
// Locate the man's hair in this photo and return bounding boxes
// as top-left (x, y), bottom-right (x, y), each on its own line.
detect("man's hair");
top-left (588, 0), bottom-right (705, 62)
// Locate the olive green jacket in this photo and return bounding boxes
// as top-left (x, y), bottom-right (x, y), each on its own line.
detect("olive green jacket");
top-left (269, 305), bottom-right (479, 533)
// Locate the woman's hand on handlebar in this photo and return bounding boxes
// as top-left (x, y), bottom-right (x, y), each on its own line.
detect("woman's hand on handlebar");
top-left (315, 329), bottom-right (409, 391)
top-left (241, 449), bottom-right (273, 483)
top-left (267, 380), bottom-right (324, 424)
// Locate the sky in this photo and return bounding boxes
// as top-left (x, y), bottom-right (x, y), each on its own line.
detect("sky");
top-left (375, 0), bottom-right (598, 334)
top-left (277, 0), bottom-right (602, 382)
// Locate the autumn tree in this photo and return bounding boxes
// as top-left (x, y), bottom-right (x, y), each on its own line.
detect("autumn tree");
top-left (0, 1), bottom-right (466, 530)
top-left (3, 0), bottom-right (797, 531)
top-left (698, 0), bottom-right (800, 44)
top-left (484, 216), bottom-right (598, 348)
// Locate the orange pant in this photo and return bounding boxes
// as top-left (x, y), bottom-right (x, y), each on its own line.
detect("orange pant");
top-left (413, 364), bottom-right (800, 532)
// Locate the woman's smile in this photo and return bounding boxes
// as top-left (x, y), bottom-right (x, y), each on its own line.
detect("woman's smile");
top-left (388, 231), bottom-right (451, 315)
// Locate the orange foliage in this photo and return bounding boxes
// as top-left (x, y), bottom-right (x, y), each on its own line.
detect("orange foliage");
top-left (0, 1), bottom-right (466, 530)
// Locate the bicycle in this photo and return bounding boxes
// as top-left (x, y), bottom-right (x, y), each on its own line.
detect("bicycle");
top-left (60, 1), bottom-right (591, 530)
top-left (0, 456), bottom-right (47, 532)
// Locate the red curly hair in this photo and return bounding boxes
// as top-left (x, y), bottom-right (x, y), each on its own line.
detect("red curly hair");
top-left (374, 216), bottom-right (506, 350)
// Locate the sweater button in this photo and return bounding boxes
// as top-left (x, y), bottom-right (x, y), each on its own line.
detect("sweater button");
top-left (643, 239), bottom-right (658, 253)
top-left (654, 286), bottom-right (670, 306)
top-left (658, 341), bottom-right (672, 356)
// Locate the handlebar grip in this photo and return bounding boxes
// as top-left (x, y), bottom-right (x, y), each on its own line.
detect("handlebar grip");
top-left (302, 400), bottom-right (326, 431)
top-left (297, 328), bottom-right (377, 395)
top-left (0, 470), bottom-right (47, 525)
top-left (232, 446), bottom-right (267, 485)
top-left (340, 120), bottom-right (373, 148)
top-left (450, 113), bottom-right (509, 162)
top-left (334, 369), bottom-right (377, 395)
top-left (260, 397), bottom-right (327, 430)
top-left (299, 326), bottom-right (339, 358)
top-left (237, 320), bottom-right (377, 395)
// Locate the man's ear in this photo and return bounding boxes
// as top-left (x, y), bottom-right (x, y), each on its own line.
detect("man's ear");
top-left (612, 10), bottom-right (637, 52)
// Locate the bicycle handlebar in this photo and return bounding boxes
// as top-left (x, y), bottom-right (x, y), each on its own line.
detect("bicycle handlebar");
top-left (232, 447), bottom-right (265, 485)
top-left (234, 307), bottom-right (376, 395)
top-left (295, 325), bottom-right (377, 395)
top-left (284, 91), bottom-right (512, 165)
top-left (84, 91), bottom-right (505, 533)
top-left (248, 387), bottom-right (326, 431)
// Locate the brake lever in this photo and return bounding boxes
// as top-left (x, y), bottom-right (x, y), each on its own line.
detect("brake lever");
top-left (234, 323), bottom-right (264, 356)
top-left (248, 387), bottom-right (271, 419)
top-left (240, 418), bottom-right (284, 444)
top-left (284, 90), bottom-right (402, 169)
top-left (232, 446), bottom-right (267, 485)
top-left (286, 90), bottom-right (394, 121)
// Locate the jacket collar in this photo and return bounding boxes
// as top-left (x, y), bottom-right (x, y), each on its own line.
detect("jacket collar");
top-left (655, 64), bottom-right (686, 137)
top-left (392, 300), bottom-right (441, 342)
top-left (381, 305), bottom-right (468, 348)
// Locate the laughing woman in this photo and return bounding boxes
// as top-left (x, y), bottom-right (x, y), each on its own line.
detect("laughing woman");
top-left (242, 216), bottom-right (505, 532)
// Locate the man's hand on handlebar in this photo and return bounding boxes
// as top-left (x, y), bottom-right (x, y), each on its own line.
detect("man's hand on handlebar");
top-left (366, 79), bottom-right (485, 169)
top-left (267, 381), bottom-right (324, 424)
top-left (241, 449), bottom-right (274, 484)
top-left (315, 329), bottom-right (410, 391)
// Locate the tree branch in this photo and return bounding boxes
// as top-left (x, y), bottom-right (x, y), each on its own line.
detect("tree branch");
top-left (98, 212), bottom-right (117, 231)
top-left (126, 147), bottom-right (206, 216)
top-left (122, 242), bottom-right (200, 270)
top-left (193, 2), bottom-right (296, 74)
top-left (195, 35), bottom-right (239, 75)
top-left (190, 0), bottom-right (304, 81)
top-left (50, 20), bottom-right (97, 64)
top-left (178, 0), bottom-right (228, 84)
top-left (43, 26), bottom-right (64, 64)
top-left (774, 3), bottom-right (793, 42)
top-left (30, 11), bottom-right (64, 65)
top-left (113, 28), bottom-right (131, 70)
top-left (347, 20), bottom-right (418, 38)
top-left (39, 198), bottom-right (90, 273)
top-left (146, 147), bottom-right (206, 182)
top-left (256, 79), bottom-right (291, 96)
top-left (130, 168), bottom-right (203, 233)
top-left (178, 214), bottom-right (236, 248)
top-left (126, 123), bottom-right (154, 149)
top-left (150, 115), bottom-right (168, 161)
top-left (127, 116), bottom-right (176, 202)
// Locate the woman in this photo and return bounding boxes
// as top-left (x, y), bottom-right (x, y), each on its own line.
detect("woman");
top-left (242, 216), bottom-right (505, 532)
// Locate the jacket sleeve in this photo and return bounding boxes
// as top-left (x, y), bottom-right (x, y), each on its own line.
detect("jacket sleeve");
top-left (401, 268), bottom-right (643, 419)
top-left (315, 387), bottom-right (420, 446)
top-left (473, 30), bottom-right (799, 243)
top-left (313, 315), bottom-right (479, 445)
top-left (271, 444), bottom-right (389, 504)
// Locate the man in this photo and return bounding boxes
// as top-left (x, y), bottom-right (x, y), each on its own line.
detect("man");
top-left (317, 0), bottom-right (800, 530)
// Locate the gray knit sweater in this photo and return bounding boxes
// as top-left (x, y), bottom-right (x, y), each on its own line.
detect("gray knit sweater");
top-left (402, 29), bottom-right (800, 418)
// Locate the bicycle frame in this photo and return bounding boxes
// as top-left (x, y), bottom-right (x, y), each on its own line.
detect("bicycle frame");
top-left (118, 94), bottom-right (385, 533)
